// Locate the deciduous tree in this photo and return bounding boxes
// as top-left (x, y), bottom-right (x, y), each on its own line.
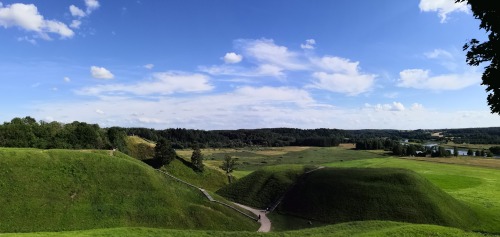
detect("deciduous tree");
top-left (191, 145), bottom-right (204, 172)
top-left (457, 0), bottom-right (500, 113)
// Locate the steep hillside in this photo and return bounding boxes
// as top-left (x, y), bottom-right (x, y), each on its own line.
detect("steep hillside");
top-left (277, 168), bottom-right (479, 230)
top-left (0, 148), bottom-right (257, 233)
top-left (216, 165), bottom-right (311, 208)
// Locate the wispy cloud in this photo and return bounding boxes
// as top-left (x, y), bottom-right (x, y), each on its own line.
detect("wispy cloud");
top-left (397, 69), bottom-right (480, 91)
top-left (78, 71), bottom-right (213, 96)
top-left (419, 0), bottom-right (469, 23)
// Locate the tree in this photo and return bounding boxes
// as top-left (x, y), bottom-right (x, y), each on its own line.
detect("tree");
top-left (220, 155), bottom-right (236, 183)
top-left (467, 149), bottom-right (474, 156)
top-left (190, 145), bottom-right (204, 172)
top-left (154, 138), bottom-right (176, 167)
top-left (453, 146), bottom-right (459, 156)
top-left (456, 0), bottom-right (500, 113)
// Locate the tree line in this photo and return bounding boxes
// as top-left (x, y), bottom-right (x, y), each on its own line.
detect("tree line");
top-left (2, 117), bottom-right (500, 152)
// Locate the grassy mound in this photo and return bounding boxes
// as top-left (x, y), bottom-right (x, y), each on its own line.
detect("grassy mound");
top-left (216, 165), bottom-right (313, 208)
top-left (0, 221), bottom-right (486, 237)
top-left (277, 167), bottom-right (479, 230)
top-left (163, 158), bottom-right (229, 192)
top-left (0, 148), bottom-right (257, 233)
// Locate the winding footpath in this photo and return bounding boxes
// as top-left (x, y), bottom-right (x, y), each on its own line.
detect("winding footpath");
top-left (156, 166), bottom-right (326, 233)
top-left (233, 203), bottom-right (271, 232)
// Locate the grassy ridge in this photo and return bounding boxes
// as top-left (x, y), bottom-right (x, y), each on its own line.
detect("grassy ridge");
top-left (216, 165), bottom-right (310, 208)
top-left (163, 158), bottom-right (229, 192)
top-left (0, 148), bottom-right (257, 233)
top-left (277, 168), bottom-right (478, 230)
top-left (0, 221), bottom-right (489, 237)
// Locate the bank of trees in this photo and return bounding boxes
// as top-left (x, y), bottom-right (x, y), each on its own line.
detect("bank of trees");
top-left (0, 117), bottom-right (126, 151)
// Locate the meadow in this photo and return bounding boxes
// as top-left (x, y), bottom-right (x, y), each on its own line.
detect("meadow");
top-left (3, 144), bottom-right (500, 236)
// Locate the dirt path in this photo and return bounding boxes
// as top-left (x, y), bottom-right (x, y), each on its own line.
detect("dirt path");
top-left (233, 203), bottom-right (271, 232)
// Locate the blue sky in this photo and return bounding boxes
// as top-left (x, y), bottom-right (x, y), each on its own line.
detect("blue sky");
top-left (0, 0), bottom-right (498, 130)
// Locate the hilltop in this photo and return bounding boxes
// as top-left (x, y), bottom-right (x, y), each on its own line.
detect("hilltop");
top-left (0, 148), bottom-right (257, 233)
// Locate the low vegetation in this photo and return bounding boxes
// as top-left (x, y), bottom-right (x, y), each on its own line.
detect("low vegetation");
top-left (1, 221), bottom-right (488, 237)
top-left (0, 148), bottom-right (257, 233)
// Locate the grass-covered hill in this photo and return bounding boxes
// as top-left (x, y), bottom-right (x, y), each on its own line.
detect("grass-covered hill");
top-left (278, 167), bottom-right (478, 229)
top-left (218, 165), bottom-right (479, 230)
top-left (0, 221), bottom-right (488, 237)
top-left (216, 165), bottom-right (312, 209)
top-left (0, 148), bottom-right (258, 233)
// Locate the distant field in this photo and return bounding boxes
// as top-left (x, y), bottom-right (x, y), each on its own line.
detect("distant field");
top-left (408, 156), bottom-right (500, 169)
top-left (177, 145), bottom-right (387, 174)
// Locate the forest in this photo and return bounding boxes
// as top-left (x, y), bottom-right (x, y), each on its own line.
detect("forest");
top-left (1, 117), bottom-right (500, 152)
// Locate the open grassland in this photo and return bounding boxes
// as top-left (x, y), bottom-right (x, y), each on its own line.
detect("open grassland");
top-left (326, 157), bottom-right (500, 233)
top-left (177, 145), bottom-right (387, 174)
top-left (441, 142), bottom-right (493, 150)
top-left (408, 156), bottom-right (500, 169)
top-left (0, 148), bottom-right (258, 233)
top-left (1, 221), bottom-right (490, 237)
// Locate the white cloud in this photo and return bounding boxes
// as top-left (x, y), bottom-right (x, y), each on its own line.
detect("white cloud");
top-left (223, 52), bottom-right (243, 64)
top-left (78, 71), bottom-right (213, 96)
top-left (397, 69), bottom-right (480, 90)
top-left (364, 102), bottom-right (406, 112)
top-left (308, 56), bottom-right (376, 95)
top-left (90, 66), bottom-right (114, 79)
top-left (419, 0), bottom-right (469, 23)
top-left (85, 0), bottom-right (100, 14)
top-left (95, 109), bottom-right (104, 114)
top-left (0, 3), bottom-right (74, 39)
top-left (64, 77), bottom-right (71, 82)
top-left (144, 64), bottom-right (154, 69)
top-left (301, 39), bottom-right (316, 49)
top-left (424, 49), bottom-right (454, 60)
top-left (69, 5), bottom-right (86, 18)
top-left (309, 72), bottom-right (375, 96)
top-left (70, 20), bottom-right (81, 29)
top-left (237, 38), bottom-right (306, 70)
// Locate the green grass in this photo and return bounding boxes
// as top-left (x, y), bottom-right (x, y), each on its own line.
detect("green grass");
top-left (195, 146), bottom-right (386, 173)
top-left (276, 167), bottom-right (478, 230)
top-left (162, 158), bottom-right (229, 192)
top-left (0, 148), bottom-right (258, 233)
top-left (216, 165), bottom-right (311, 208)
top-left (326, 157), bottom-right (500, 233)
top-left (0, 221), bottom-right (491, 237)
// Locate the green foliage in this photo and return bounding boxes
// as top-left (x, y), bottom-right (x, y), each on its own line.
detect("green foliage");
top-left (457, 0), bottom-right (500, 114)
top-left (220, 155), bottom-right (236, 174)
top-left (191, 146), bottom-right (204, 172)
top-left (154, 138), bottom-right (176, 167)
top-left (490, 146), bottom-right (500, 155)
top-left (0, 148), bottom-right (257, 233)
